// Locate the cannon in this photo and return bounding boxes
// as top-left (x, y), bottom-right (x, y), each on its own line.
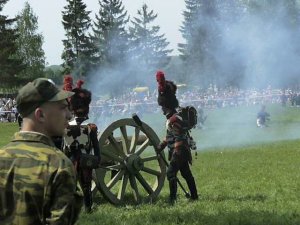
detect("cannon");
top-left (93, 117), bottom-right (167, 205)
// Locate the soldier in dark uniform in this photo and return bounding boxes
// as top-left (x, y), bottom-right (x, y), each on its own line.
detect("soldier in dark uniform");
top-left (0, 78), bottom-right (83, 225)
top-left (257, 105), bottom-right (270, 127)
top-left (156, 70), bottom-right (178, 109)
top-left (155, 71), bottom-right (198, 204)
top-left (17, 113), bottom-right (23, 129)
top-left (62, 75), bottom-right (101, 213)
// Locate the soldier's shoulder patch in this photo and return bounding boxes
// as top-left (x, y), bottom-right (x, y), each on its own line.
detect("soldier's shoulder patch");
top-left (88, 123), bottom-right (98, 132)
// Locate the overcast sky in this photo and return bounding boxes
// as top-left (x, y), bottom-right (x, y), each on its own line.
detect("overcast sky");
top-left (3, 0), bottom-right (185, 65)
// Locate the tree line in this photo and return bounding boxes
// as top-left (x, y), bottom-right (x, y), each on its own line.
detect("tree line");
top-left (1, 0), bottom-right (300, 95)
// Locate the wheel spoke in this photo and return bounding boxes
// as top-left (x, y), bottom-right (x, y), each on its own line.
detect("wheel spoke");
top-left (135, 172), bottom-right (154, 195)
top-left (141, 155), bottom-right (159, 162)
top-left (118, 173), bottom-right (129, 200)
top-left (108, 134), bottom-right (126, 158)
top-left (105, 164), bottom-right (123, 171)
top-left (129, 127), bottom-right (140, 153)
top-left (107, 170), bottom-right (125, 190)
top-left (141, 166), bottom-right (162, 177)
top-left (120, 125), bottom-right (130, 154)
top-left (135, 138), bottom-right (150, 156)
top-left (129, 175), bottom-right (140, 203)
top-left (97, 118), bottom-right (166, 205)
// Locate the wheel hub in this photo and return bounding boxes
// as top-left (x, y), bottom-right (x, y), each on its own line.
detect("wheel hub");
top-left (125, 154), bottom-right (144, 174)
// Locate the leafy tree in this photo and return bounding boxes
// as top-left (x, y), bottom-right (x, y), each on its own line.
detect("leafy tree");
top-left (15, 2), bottom-right (45, 80)
top-left (0, 0), bottom-right (25, 88)
top-left (128, 4), bottom-right (172, 85)
top-left (61, 0), bottom-right (95, 77)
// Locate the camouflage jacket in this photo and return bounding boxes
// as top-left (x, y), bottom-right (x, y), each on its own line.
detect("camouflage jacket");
top-left (0, 131), bottom-right (83, 225)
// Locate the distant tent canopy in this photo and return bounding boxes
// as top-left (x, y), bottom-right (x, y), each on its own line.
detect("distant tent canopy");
top-left (133, 87), bottom-right (149, 93)
top-left (177, 84), bottom-right (187, 88)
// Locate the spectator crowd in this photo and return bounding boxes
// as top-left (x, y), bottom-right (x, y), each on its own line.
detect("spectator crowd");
top-left (89, 86), bottom-right (298, 120)
top-left (2, 86), bottom-right (300, 124)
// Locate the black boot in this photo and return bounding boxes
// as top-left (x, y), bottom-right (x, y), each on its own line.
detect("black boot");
top-left (83, 187), bottom-right (92, 213)
top-left (169, 178), bottom-right (177, 204)
top-left (186, 177), bottom-right (198, 200)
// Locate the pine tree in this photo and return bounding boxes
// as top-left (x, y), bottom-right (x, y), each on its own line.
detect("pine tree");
top-left (214, 0), bottom-right (246, 88)
top-left (129, 4), bottom-right (172, 84)
top-left (0, 0), bottom-right (25, 88)
top-left (15, 2), bottom-right (45, 80)
top-left (178, 0), bottom-right (201, 61)
top-left (178, 0), bottom-right (220, 87)
top-left (61, 0), bottom-right (95, 77)
top-left (90, 0), bottom-right (130, 96)
top-left (91, 0), bottom-right (129, 68)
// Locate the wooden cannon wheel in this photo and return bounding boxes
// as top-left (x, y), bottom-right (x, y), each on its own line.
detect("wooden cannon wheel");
top-left (94, 118), bottom-right (166, 205)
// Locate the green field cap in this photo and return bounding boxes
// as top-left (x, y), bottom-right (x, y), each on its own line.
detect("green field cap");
top-left (16, 78), bottom-right (74, 117)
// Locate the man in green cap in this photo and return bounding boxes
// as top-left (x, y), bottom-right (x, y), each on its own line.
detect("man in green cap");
top-left (0, 78), bottom-right (83, 225)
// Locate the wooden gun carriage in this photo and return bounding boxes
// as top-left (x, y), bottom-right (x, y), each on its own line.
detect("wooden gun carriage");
top-left (93, 117), bottom-right (166, 205)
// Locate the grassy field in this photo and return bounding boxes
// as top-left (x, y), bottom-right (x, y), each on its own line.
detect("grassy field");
top-left (81, 142), bottom-right (300, 225)
top-left (1, 104), bottom-right (300, 224)
top-left (0, 122), bottom-right (18, 147)
top-left (92, 104), bottom-right (300, 150)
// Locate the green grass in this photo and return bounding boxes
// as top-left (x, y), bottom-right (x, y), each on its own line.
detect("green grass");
top-left (0, 122), bottom-right (18, 147)
top-left (79, 141), bottom-right (300, 225)
top-left (1, 104), bottom-right (300, 224)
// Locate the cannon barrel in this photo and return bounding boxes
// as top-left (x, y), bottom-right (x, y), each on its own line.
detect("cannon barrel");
top-left (101, 134), bottom-right (151, 148)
